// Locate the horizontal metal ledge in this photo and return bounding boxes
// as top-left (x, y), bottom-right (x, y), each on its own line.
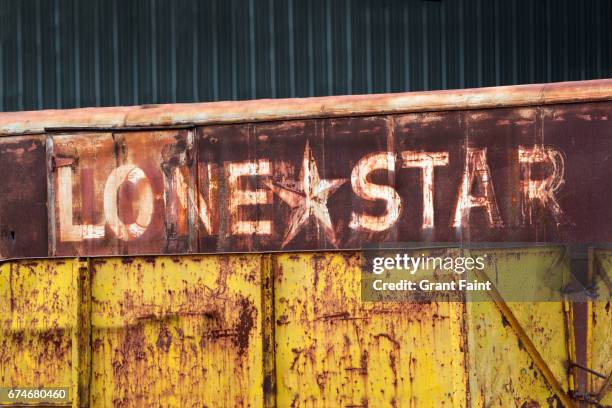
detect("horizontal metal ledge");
top-left (0, 79), bottom-right (610, 136)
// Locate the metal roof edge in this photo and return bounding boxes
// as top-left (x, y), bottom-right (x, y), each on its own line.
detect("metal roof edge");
top-left (0, 79), bottom-right (610, 136)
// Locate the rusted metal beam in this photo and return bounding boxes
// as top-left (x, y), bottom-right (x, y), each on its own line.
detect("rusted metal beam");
top-left (261, 255), bottom-right (276, 408)
top-left (596, 371), bottom-right (611, 403)
top-left (570, 362), bottom-right (607, 379)
top-left (0, 79), bottom-right (610, 136)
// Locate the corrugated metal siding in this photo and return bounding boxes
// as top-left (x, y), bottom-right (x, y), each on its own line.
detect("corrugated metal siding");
top-left (0, 0), bottom-right (610, 112)
top-left (0, 250), bottom-right (580, 406)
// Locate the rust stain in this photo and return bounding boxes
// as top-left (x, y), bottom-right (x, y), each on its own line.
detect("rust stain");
top-left (155, 324), bottom-right (172, 353)
top-left (234, 297), bottom-right (256, 356)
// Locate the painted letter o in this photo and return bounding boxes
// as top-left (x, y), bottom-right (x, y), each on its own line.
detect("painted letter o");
top-left (103, 164), bottom-right (154, 240)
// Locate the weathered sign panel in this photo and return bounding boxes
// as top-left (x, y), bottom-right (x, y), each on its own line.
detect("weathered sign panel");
top-left (0, 82), bottom-right (610, 258)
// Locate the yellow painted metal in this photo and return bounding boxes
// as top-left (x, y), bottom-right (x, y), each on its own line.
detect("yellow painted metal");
top-left (466, 246), bottom-right (573, 407)
top-left (89, 255), bottom-right (264, 407)
top-left (589, 249), bottom-right (612, 405)
top-left (0, 248), bottom-right (582, 407)
top-left (0, 255), bottom-right (265, 407)
top-left (273, 249), bottom-right (574, 408)
top-left (0, 259), bottom-right (79, 406)
top-left (273, 251), bottom-right (468, 407)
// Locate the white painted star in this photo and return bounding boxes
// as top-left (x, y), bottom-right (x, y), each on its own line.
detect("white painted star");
top-left (264, 141), bottom-right (347, 247)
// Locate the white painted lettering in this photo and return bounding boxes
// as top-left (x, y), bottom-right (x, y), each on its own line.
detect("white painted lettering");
top-left (103, 164), bottom-right (154, 240)
top-left (227, 160), bottom-right (272, 235)
top-left (453, 148), bottom-right (504, 227)
top-left (57, 166), bottom-right (105, 241)
top-left (518, 145), bottom-right (569, 226)
top-left (350, 152), bottom-right (401, 232)
top-left (401, 151), bottom-right (449, 229)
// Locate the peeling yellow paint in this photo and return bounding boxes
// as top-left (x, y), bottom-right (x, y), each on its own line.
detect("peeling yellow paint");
top-left (274, 252), bottom-right (467, 407)
top-left (89, 255), bottom-right (264, 407)
top-left (0, 248), bottom-right (583, 406)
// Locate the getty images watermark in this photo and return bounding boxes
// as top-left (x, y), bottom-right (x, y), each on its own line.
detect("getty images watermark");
top-left (371, 252), bottom-right (491, 292)
top-left (360, 243), bottom-right (611, 303)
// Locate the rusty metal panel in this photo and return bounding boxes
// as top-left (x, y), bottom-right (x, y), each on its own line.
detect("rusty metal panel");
top-left (322, 116), bottom-right (397, 248)
top-left (466, 301), bottom-right (570, 407)
top-left (191, 102), bottom-right (610, 254)
top-left (89, 255), bottom-right (264, 407)
top-left (0, 249), bottom-right (583, 406)
top-left (394, 110), bottom-right (466, 242)
top-left (197, 123), bottom-right (259, 253)
top-left (0, 258), bottom-right (87, 406)
top-left (50, 130), bottom-right (195, 257)
top-left (462, 108), bottom-right (539, 242)
top-left (0, 89), bottom-right (607, 257)
top-left (465, 246), bottom-right (573, 407)
top-left (5, 102), bottom-right (598, 257)
top-left (50, 133), bottom-right (119, 256)
top-left (588, 249), bottom-right (612, 405)
top-left (273, 249), bottom-right (574, 407)
top-left (0, 135), bottom-right (47, 259)
top-left (0, 255), bottom-right (264, 407)
top-left (273, 251), bottom-right (468, 407)
top-left (542, 103), bottom-right (612, 244)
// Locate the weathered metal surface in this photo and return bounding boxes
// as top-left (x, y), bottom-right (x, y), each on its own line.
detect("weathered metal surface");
top-left (50, 130), bottom-right (195, 256)
top-left (0, 136), bottom-right (48, 259)
top-left (27, 103), bottom-right (612, 257)
top-left (588, 249), bottom-right (611, 405)
top-left (466, 246), bottom-right (572, 407)
top-left (466, 299), bottom-right (571, 407)
top-left (0, 259), bottom-right (83, 406)
top-left (0, 255), bottom-right (264, 407)
top-left (0, 79), bottom-right (610, 136)
top-left (0, 80), bottom-right (608, 406)
top-left (273, 249), bottom-right (574, 407)
top-left (0, 81), bottom-right (609, 258)
top-left (89, 255), bottom-right (263, 407)
top-left (274, 251), bottom-right (468, 406)
top-left (0, 248), bottom-right (581, 406)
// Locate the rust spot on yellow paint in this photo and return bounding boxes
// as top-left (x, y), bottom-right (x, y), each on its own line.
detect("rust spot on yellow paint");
top-left (235, 297), bottom-right (256, 356)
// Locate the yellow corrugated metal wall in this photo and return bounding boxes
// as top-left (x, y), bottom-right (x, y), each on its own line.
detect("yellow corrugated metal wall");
top-left (1, 247), bottom-right (606, 406)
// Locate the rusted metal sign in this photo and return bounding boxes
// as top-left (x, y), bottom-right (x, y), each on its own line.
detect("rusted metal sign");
top-left (0, 85), bottom-right (610, 258)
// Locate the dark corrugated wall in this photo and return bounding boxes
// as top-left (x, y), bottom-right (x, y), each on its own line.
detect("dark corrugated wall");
top-left (0, 0), bottom-right (610, 112)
